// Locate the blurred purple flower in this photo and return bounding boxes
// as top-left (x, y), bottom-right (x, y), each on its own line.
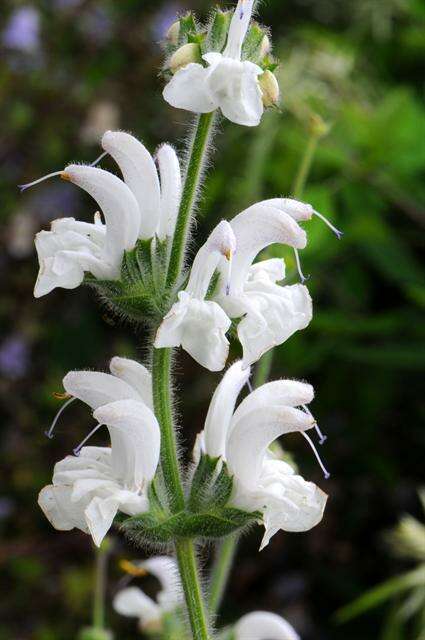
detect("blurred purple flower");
top-left (2, 6), bottom-right (40, 54)
top-left (79, 6), bottom-right (112, 44)
top-left (152, 2), bottom-right (181, 41)
top-left (0, 335), bottom-right (30, 380)
top-left (0, 497), bottom-right (15, 520)
top-left (54, 0), bottom-right (82, 9)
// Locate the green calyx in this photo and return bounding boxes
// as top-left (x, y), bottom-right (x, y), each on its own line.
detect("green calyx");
top-left (84, 236), bottom-right (177, 325)
top-left (120, 455), bottom-right (260, 546)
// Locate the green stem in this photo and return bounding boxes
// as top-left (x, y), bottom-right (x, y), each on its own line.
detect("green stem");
top-left (92, 542), bottom-right (109, 630)
top-left (166, 112), bottom-right (216, 290)
top-left (176, 539), bottom-right (211, 640)
top-left (254, 130), bottom-right (321, 388)
top-left (152, 347), bottom-right (185, 511)
top-left (208, 535), bottom-right (238, 615)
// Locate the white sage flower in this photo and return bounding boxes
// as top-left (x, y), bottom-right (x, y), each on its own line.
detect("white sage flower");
top-left (154, 220), bottom-right (235, 371)
top-left (196, 361), bottom-right (328, 549)
top-left (22, 131), bottom-right (181, 297)
top-left (234, 611), bottom-right (300, 640)
top-left (38, 357), bottom-right (159, 546)
top-left (163, 0), bottom-right (266, 126)
top-left (113, 556), bottom-right (180, 632)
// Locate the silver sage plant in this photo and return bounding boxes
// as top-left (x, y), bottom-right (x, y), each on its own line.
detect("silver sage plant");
top-left (22, 1), bottom-right (343, 638)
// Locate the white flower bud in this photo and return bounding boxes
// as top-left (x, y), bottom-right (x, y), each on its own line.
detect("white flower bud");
top-left (166, 21), bottom-right (180, 46)
top-left (260, 34), bottom-right (271, 58)
top-left (259, 70), bottom-right (280, 107)
top-left (169, 43), bottom-right (201, 74)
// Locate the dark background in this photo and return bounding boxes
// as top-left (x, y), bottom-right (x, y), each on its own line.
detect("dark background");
top-left (0, 0), bottom-right (424, 638)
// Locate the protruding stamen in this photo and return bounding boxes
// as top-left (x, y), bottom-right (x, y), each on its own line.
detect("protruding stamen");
top-left (45, 397), bottom-right (76, 439)
top-left (224, 249), bottom-right (233, 296)
top-left (313, 210), bottom-right (343, 239)
top-left (90, 151), bottom-right (108, 167)
top-left (18, 171), bottom-right (66, 192)
top-left (73, 423), bottom-right (104, 456)
top-left (301, 431), bottom-right (330, 479)
top-left (302, 405), bottom-right (327, 444)
top-left (293, 249), bottom-right (310, 283)
top-left (247, 378), bottom-right (253, 393)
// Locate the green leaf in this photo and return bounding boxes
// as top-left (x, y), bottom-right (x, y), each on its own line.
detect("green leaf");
top-left (178, 13), bottom-right (198, 46)
top-left (334, 565), bottom-right (425, 624)
top-left (188, 454), bottom-right (234, 512)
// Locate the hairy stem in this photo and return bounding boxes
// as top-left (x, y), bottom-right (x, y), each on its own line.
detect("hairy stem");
top-left (254, 130), bottom-right (322, 388)
top-left (166, 112), bottom-right (216, 290)
top-left (152, 347), bottom-right (185, 512)
top-left (208, 535), bottom-right (238, 615)
top-left (176, 539), bottom-right (211, 640)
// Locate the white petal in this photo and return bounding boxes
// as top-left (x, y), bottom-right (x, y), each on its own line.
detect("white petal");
top-left (233, 380), bottom-right (314, 426)
top-left (223, 0), bottom-right (255, 60)
top-left (237, 284), bottom-right (313, 367)
top-left (109, 356), bottom-right (153, 409)
top-left (156, 144), bottom-right (182, 240)
top-left (229, 204), bottom-right (307, 292)
top-left (203, 361), bottom-right (250, 458)
top-left (85, 496), bottom-right (119, 547)
top-left (102, 131), bottom-right (161, 239)
top-left (249, 258), bottom-right (286, 283)
top-left (155, 293), bottom-right (231, 371)
top-left (63, 370), bottom-right (140, 410)
top-left (227, 406), bottom-right (315, 489)
top-left (38, 485), bottom-right (89, 533)
top-left (259, 198), bottom-right (314, 221)
top-left (163, 63), bottom-right (217, 113)
top-left (235, 611), bottom-right (300, 640)
top-left (93, 399), bottom-right (160, 488)
top-left (64, 164), bottom-right (141, 270)
top-left (206, 58), bottom-right (263, 127)
top-left (51, 217), bottom-right (106, 245)
top-left (113, 587), bottom-right (161, 624)
top-left (186, 220), bottom-right (236, 299)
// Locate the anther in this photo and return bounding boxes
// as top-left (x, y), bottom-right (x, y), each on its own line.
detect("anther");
top-left (302, 405), bottom-right (327, 444)
top-left (301, 431), bottom-right (330, 479)
top-left (293, 249), bottom-right (310, 284)
top-left (45, 396), bottom-right (76, 439)
top-left (73, 423), bottom-right (104, 456)
top-left (90, 151), bottom-right (108, 167)
top-left (119, 559), bottom-right (148, 577)
top-left (313, 210), bottom-right (343, 239)
top-left (18, 171), bottom-right (66, 193)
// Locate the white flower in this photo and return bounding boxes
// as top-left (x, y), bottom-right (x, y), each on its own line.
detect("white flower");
top-left (113, 556), bottom-right (180, 632)
top-left (234, 611), bottom-right (300, 640)
top-left (154, 220), bottom-right (235, 371)
top-left (163, 0), bottom-right (265, 126)
top-left (38, 357), bottom-right (160, 546)
top-left (27, 131), bottom-right (181, 297)
top-left (196, 361), bottom-right (327, 549)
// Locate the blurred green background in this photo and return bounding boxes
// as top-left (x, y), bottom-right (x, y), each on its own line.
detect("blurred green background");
top-left (1, 0), bottom-right (424, 638)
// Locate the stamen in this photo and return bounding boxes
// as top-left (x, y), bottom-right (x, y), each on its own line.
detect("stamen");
top-left (302, 405), bottom-right (327, 444)
top-left (73, 423), bottom-right (104, 456)
top-left (18, 171), bottom-right (65, 192)
top-left (223, 249), bottom-right (233, 296)
top-left (247, 378), bottom-right (253, 393)
top-left (119, 559), bottom-right (148, 577)
top-left (301, 431), bottom-right (330, 479)
top-left (90, 151), bottom-right (108, 167)
top-left (313, 210), bottom-right (343, 239)
top-left (293, 249), bottom-right (310, 283)
top-left (45, 397), bottom-right (76, 439)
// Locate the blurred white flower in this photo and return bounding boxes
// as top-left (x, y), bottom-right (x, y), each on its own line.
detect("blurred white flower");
top-left (38, 357), bottom-right (159, 546)
top-left (114, 556), bottom-right (181, 632)
top-left (80, 101), bottom-right (120, 145)
top-left (195, 361), bottom-right (327, 549)
top-left (163, 0), bottom-right (265, 126)
top-left (234, 611), bottom-right (300, 640)
top-left (23, 131), bottom-right (182, 297)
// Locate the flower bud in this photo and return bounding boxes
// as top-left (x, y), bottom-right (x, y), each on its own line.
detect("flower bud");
top-left (169, 42), bottom-right (201, 74)
top-left (259, 70), bottom-right (280, 107)
top-left (308, 113), bottom-right (331, 139)
top-left (166, 20), bottom-right (180, 46)
top-left (260, 34), bottom-right (271, 58)
top-left (78, 628), bottom-right (113, 640)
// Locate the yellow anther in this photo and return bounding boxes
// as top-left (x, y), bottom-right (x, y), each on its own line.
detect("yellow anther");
top-left (119, 559), bottom-right (148, 577)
